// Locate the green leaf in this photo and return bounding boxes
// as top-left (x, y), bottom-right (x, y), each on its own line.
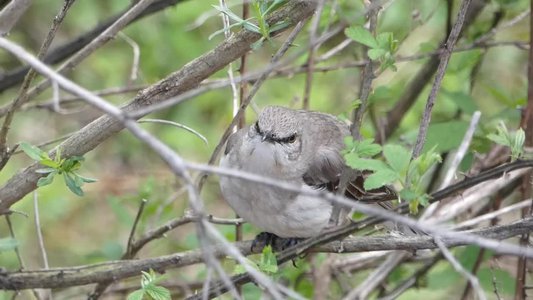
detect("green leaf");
top-left (443, 91), bottom-right (478, 114)
top-left (423, 121), bottom-right (470, 153)
top-left (39, 158), bottom-right (60, 169)
top-left (62, 156), bottom-right (84, 172)
top-left (269, 20), bottom-right (290, 33)
top-left (37, 171), bottom-right (56, 187)
top-left (344, 26), bottom-right (378, 48)
top-left (399, 188), bottom-right (417, 202)
top-left (0, 237), bottom-right (18, 252)
top-left (410, 147), bottom-right (442, 175)
top-left (36, 167), bottom-right (56, 174)
top-left (418, 194), bottom-right (430, 207)
top-left (345, 156), bottom-right (389, 172)
top-left (364, 169), bottom-right (399, 190)
top-left (127, 289), bottom-right (145, 300)
top-left (356, 139), bottom-right (382, 157)
top-left (259, 245), bottom-right (278, 274)
top-left (368, 48), bottom-right (387, 60)
top-left (351, 99), bottom-right (362, 110)
top-left (487, 133), bottom-right (509, 147)
top-left (20, 142), bottom-right (47, 161)
top-left (145, 285), bottom-right (171, 300)
top-left (376, 32), bottom-right (392, 48)
top-left (383, 144), bottom-right (411, 175)
top-left (64, 172), bottom-right (84, 196)
top-left (76, 173), bottom-right (98, 183)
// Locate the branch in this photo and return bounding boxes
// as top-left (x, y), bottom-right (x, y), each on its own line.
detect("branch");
top-left (411, 0), bottom-right (472, 158)
top-left (0, 0), bottom-right (31, 36)
top-left (2, 218), bottom-right (531, 291)
top-left (0, 0), bottom-right (317, 214)
top-left (0, 0), bottom-right (187, 94)
top-left (186, 218), bottom-right (533, 300)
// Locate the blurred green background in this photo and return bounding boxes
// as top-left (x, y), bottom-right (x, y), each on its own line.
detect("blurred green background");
top-left (0, 0), bottom-right (529, 298)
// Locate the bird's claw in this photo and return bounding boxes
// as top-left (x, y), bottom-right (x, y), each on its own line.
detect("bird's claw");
top-left (251, 232), bottom-right (303, 252)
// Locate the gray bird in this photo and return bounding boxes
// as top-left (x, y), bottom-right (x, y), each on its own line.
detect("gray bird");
top-left (219, 106), bottom-right (396, 247)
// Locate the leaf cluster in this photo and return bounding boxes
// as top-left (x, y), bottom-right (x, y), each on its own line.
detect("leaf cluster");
top-left (487, 122), bottom-right (525, 161)
top-left (343, 137), bottom-right (441, 213)
top-left (211, 0), bottom-right (290, 49)
top-left (345, 25), bottom-right (398, 71)
top-left (20, 142), bottom-right (97, 196)
top-left (234, 245), bottom-right (279, 275)
top-left (127, 269), bottom-right (171, 300)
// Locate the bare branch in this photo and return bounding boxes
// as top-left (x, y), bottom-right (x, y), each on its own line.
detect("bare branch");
top-left (2, 218), bottom-right (531, 291)
top-left (411, 0), bottom-right (472, 159)
top-left (0, 0), bottom-right (32, 36)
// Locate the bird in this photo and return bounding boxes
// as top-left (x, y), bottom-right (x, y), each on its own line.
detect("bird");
top-left (219, 105), bottom-right (394, 250)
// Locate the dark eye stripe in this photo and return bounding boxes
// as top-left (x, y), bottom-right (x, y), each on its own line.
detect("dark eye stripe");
top-left (278, 134), bottom-right (297, 144)
top-left (254, 121), bottom-right (261, 134)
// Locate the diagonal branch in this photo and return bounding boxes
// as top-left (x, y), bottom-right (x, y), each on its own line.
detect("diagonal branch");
top-left (0, 0), bottom-right (188, 95)
top-left (0, 0), bottom-right (317, 214)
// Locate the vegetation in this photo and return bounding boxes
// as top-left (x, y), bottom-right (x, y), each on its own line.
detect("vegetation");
top-left (0, 0), bottom-right (531, 299)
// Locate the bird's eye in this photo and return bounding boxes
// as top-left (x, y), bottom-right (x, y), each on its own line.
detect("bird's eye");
top-left (287, 134), bottom-right (297, 143)
top-left (254, 121), bottom-right (261, 133)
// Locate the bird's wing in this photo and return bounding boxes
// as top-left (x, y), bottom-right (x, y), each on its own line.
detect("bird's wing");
top-left (302, 146), bottom-right (345, 188)
top-left (224, 127), bottom-right (246, 155)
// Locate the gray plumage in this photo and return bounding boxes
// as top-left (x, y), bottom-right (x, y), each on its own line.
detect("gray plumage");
top-left (219, 106), bottom-right (349, 238)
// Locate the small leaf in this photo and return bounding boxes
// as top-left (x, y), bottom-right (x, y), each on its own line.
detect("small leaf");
top-left (356, 139), bottom-right (382, 157)
top-left (145, 285), bottom-right (171, 300)
top-left (127, 289), bottom-right (145, 300)
top-left (383, 144), bottom-right (411, 175)
top-left (36, 167), bottom-right (56, 174)
top-left (269, 20), bottom-right (291, 33)
top-left (351, 99), bottom-right (362, 109)
top-left (37, 171), bottom-right (56, 187)
top-left (20, 142), bottom-right (47, 161)
top-left (364, 169), bottom-right (399, 190)
top-left (418, 194), bottom-right (430, 207)
top-left (64, 172), bottom-right (84, 196)
top-left (39, 158), bottom-right (60, 169)
top-left (487, 133), bottom-right (509, 147)
top-left (346, 156), bottom-right (389, 172)
top-left (259, 245), bottom-right (278, 274)
top-left (399, 188), bottom-right (417, 202)
top-left (344, 26), bottom-right (378, 48)
top-left (76, 174), bottom-right (98, 183)
top-left (368, 48), bottom-right (387, 60)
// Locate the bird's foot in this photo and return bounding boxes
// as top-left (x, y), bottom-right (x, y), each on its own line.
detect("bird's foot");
top-left (251, 232), bottom-right (303, 252)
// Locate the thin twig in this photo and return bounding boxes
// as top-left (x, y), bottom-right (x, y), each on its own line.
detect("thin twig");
top-left (0, 0), bottom-right (32, 35)
top-left (302, 0), bottom-right (326, 109)
top-left (138, 118), bottom-right (208, 145)
top-left (435, 237), bottom-right (487, 300)
top-left (119, 32), bottom-right (140, 83)
top-left (33, 192), bottom-right (52, 299)
top-left (411, 0), bottom-right (473, 159)
top-left (343, 252), bottom-right (410, 300)
top-left (0, 0), bottom-right (76, 171)
top-left (5, 215), bottom-right (24, 269)
top-left (126, 198), bottom-right (148, 257)
top-left (422, 111), bottom-right (481, 219)
top-left (453, 199), bottom-right (533, 230)
top-left (351, 0), bottom-right (379, 140)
